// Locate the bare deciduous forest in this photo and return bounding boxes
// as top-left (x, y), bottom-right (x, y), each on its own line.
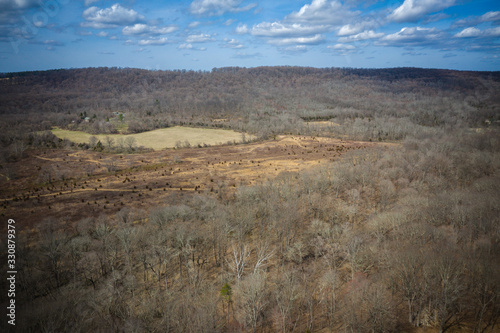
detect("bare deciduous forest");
top-left (1, 66), bottom-right (500, 332)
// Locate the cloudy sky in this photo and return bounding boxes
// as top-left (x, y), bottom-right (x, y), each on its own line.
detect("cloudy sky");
top-left (1, 0), bottom-right (499, 72)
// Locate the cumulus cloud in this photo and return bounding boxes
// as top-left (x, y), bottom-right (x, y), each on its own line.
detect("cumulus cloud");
top-left (454, 26), bottom-right (500, 38)
top-left (480, 11), bottom-right (500, 22)
top-left (338, 30), bottom-right (384, 42)
top-left (454, 27), bottom-right (481, 38)
top-left (223, 38), bottom-right (244, 48)
top-left (178, 43), bottom-right (206, 51)
top-left (380, 26), bottom-right (444, 46)
top-left (138, 37), bottom-right (169, 46)
top-left (237, 21), bottom-right (330, 47)
top-left (268, 34), bottom-right (324, 46)
top-left (122, 23), bottom-right (178, 36)
top-left (454, 11), bottom-right (500, 27)
top-left (186, 33), bottom-right (215, 43)
top-left (327, 43), bottom-right (356, 54)
top-left (235, 24), bottom-right (249, 34)
top-left (329, 43), bottom-right (355, 50)
top-left (338, 24), bottom-right (367, 36)
top-left (82, 4), bottom-right (145, 29)
top-left (235, 1), bottom-right (361, 51)
top-left (248, 22), bottom-right (330, 38)
top-left (286, 0), bottom-right (357, 25)
top-left (189, 0), bottom-right (257, 16)
top-left (388, 0), bottom-right (456, 23)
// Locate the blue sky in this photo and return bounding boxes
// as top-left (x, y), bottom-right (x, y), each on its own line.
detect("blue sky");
top-left (1, 0), bottom-right (499, 72)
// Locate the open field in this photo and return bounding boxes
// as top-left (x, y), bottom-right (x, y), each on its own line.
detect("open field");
top-left (51, 126), bottom-right (252, 150)
top-left (0, 135), bottom-right (386, 229)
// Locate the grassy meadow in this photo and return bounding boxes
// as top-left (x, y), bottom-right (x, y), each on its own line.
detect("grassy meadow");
top-left (51, 126), bottom-right (251, 150)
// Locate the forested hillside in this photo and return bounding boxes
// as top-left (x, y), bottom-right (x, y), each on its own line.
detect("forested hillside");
top-left (0, 67), bottom-right (499, 332)
top-left (1, 67), bottom-right (499, 140)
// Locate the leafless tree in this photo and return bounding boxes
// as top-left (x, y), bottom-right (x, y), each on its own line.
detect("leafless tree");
top-left (320, 268), bottom-right (340, 332)
top-left (227, 243), bottom-right (251, 281)
top-left (273, 270), bottom-right (302, 333)
top-left (124, 136), bottom-right (136, 151)
top-left (237, 272), bottom-right (268, 332)
top-left (253, 241), bottom-right (274, 274)
top-left (104, 136), bottom-right (114, 149)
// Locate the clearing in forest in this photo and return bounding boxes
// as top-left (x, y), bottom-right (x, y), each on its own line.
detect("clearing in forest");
top-left (51, 126), bottom-right (251, 150)
top-left (1, 135), bottom-right (389, 228)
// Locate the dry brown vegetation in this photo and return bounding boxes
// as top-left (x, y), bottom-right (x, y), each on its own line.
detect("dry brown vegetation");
top-left (0, 135), bottom-right (376, 227)
top-left (1, 66), bottom-right (500, 333)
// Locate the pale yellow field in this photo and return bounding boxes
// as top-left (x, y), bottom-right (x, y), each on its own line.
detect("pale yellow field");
top-left (52, 126), bottom-right (252, 150)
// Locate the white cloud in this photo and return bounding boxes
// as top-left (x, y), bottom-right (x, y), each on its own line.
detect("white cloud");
top-left (223, 38), bottom-right (244, 48)
top-left (186, 33), bottom-right (215, 43)
top-left (454, 11), bottom-right (500, 27)
top-left (381, 26), bottom-right (444, 45)
top-left (328, 43), bottom-right (356, 54)
top-left (329, 43), bottom-right (355, 50)
top-left (122, 24), bottom-right (148, 35)
top-left (82, 4), bottom-right (144, 29)
top-left (235, 1), bottom-right (358, 51)
top-left (178, 43), bottom-right (207, 51)
top-left (338, 24), bottom-right (363, 36)
top-left (236, 24), bottom-right (249, 34)
top-left (268, 34), bottom-right (324, 46)
top-left (338, 30), bottom-right (384, 42)
top-left (122, 23), bottom-right (177, 36)
top-left (388, 0), bottom-right (455, 23)
top-left (455, 26), bottom-right (500, 38)
top-left (249, 22), bottom-right (330, 38)
top-left (138, 37), bottom-right (169, 46)
top-left (338, 19), bottom-right (379, 36)
top-left (488, 27), bottom-right (500, 37)
top-left (454, 27), bottom-right (481, 38)
top-left (480, 11), bottom-right (500, 22)
top-left (188, 21), bottom-right (201, 28)
top-left (178, 43), bottom-right (193, 49)
top-left (286, 0), bottom-right (357, 25)
top-left (189, 0), bottom-right (257, 16)
top-left (96, 31), bottom-right (108, 37)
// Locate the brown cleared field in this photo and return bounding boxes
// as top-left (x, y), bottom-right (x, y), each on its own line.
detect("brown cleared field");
top-left (51, 126), bottom-right (252, 150)
top-left (0, 136), bottom-right (389, 230)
